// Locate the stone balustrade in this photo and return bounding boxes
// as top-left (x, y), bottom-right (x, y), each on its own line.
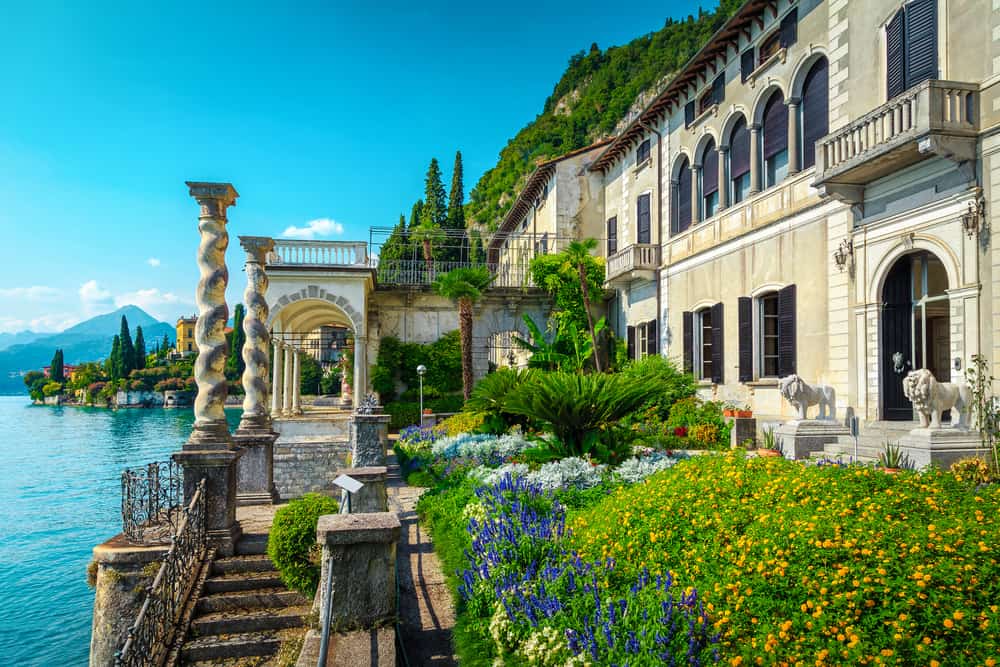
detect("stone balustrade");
top-left (605, 243), bottom-right (661, 286)
top-left (267, 240), bottom-right (369, 267)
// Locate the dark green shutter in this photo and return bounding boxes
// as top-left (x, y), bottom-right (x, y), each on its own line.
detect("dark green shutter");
top-left (886, 9), bottom-right (905, 98)
top-left (710, 302), bottom-right (724, 384)
top-left (685, 101), bottom-right (695, 128)
top-left (741, 49), bottom-right (755, 82)
top-left (682, 312), bottom-right (693, 373)
top-left (779, 8), bottom-right (798, 48)
top-left (904, 0), bottom-right (937, 88)
top-left (646, 320), bottom-right (658, 357)
top-left (738, 296), bottom-right (753, 382)
top-left (778, 285), bottom-right (797, 377)
top-left (712, 74), bottom-right (725, 105)
top-left (627, 325), bottom-right (636, 361)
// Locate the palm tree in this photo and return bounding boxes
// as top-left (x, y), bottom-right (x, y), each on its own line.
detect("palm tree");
top-left (410, 219), bottom-right (443, 281)
top-left (563, 239), bottom-right (602, 371)
top-left (433, 267), bottom-right (494, 400)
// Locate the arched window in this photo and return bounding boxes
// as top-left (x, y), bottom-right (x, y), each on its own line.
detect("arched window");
top-left (674, 157), bottom-right (692, 235)
top-left (762, 91), bottom-right (789, 188)
top-left (701, 140), bottom-right (719, 219)
top-left (800, 58), bottom-right (829, 170)
top-left (728, 116), bottom-right (750, 204)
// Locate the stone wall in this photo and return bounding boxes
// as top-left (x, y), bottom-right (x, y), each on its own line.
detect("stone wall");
top-left (272, 417), bottom-right (352, 500)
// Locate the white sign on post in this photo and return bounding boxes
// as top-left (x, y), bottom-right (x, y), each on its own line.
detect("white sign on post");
top-left (333, 474), bottom-right (364, 494)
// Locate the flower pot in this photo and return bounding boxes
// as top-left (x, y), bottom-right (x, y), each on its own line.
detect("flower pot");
top-left (736, 410), bottom-right (753, 418)
top-left (422, 409), bottom-right (433, 415)
top-left (882, 467), bottom-right (901, 475)
top-left (756, 448), bottom-right (781, 458)
top-left (723, 409), bottom-right (736, 417)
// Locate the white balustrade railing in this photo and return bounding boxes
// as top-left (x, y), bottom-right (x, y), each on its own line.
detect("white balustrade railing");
top-left (816, 80), bottom-right (978, 181)
top-left (267, 240), bottom-right (369, 267)
top-left (607, 243), bottom-right (661, 281)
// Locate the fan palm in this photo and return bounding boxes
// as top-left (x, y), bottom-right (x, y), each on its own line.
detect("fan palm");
top-left (433, 267), bottom-right (494, 399)
top-left (410, 219), bottom-right (444, 280)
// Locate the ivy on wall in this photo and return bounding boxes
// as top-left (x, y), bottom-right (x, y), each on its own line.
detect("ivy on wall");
top-left (372, 331), bottom-right (462, 402)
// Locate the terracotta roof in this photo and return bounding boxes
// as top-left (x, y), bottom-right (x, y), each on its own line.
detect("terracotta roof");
top-left (590, 0), bottom-right (770, 172)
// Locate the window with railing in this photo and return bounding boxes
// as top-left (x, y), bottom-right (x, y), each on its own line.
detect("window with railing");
top-left (886, 0), bottom-right (937, 99)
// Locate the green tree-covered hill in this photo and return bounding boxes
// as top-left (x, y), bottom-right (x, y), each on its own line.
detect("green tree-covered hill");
top-left (466, 0), bottom-right (744, 231)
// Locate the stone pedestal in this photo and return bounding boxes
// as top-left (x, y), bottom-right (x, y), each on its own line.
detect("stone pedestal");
top-left (314, 512), bottom-right (400, 631)
top-left (350, 414), bottom-right (391, 467)
top-left (172, 449), bottom-right (243, 556)
top-left (89, 537), bottom-right (170, 667)
top-left (726, 416), bottom-right (757, 449)
top-left (776, 420), bottom-right (851, 460)
top-left (234, 430), bottom-right (279, 506)
top-left (338, 466), bottom-right (387, 513)
top-left (898, 428), bottom-right (989, 470)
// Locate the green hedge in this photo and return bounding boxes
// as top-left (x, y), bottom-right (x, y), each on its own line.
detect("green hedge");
top-left (385, 395), bottom-right (465, 430)
top-left (372, 331), bottom-right (462, 402)
top-left (267, 493), bottom-right (338, 597)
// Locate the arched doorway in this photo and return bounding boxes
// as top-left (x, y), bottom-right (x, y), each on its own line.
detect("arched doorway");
top-left (880, 251), bottom-right (950, 420)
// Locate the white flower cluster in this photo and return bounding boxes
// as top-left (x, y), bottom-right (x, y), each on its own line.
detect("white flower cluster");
top-left (469, 452), bottom-right (680, 492)
top-left (470, 463), bottom-right (531, 486)
top-left (527, 457), bottom-right (606, 491)
top-left (613, 452), bottom-right (679, 484)
top-left (460, 500), bottom-right (489, 525)
top-left (519, 626), bottom-right (571, 666)
top-left (431, 433), bottom-right (533, 460)
top-left (489, 602), bottom-right (518, 652)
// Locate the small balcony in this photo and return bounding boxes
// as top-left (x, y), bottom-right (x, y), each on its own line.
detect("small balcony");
top-left (267, 240), bottom-right (370, 268)
top-left (814, 80), bottom-right (979, 203)
top-left (605, 243), bottom-right (660, 287)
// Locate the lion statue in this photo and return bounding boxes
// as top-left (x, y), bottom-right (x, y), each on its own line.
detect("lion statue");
top-left (778, 374), bottom-right (837, 420)
top-left (901, 368), bottom-right (971, 429)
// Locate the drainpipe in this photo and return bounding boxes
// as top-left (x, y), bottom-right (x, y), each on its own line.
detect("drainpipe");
top-left (642, 119), bottom-right (665, 356)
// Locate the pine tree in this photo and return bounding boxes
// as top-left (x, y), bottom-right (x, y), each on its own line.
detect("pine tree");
top-left (226, 304), bottom-right (246, 380)
top-left (107, 335), bottom-right (122, 380)
top-left (119, 315), bottom-right (135, 375)
top-left (443, 151), bottom-right (466, 262)
top-left (134, 326), bottom-right (146, 370)
top-left (378, 214), bottom-right (409, 282)
top-left (50, 349), bottom-right (65, 383)
top-left (419, 158), bottom-right (447, 258)
top-left (407, 200), bottom-right (424, 232)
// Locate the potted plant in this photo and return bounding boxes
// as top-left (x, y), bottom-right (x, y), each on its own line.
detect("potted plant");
top-left (757, 426), bottom-right (781, 457)
top-left (879, 440), bottom-right (906, 473)
top-left (723, 402), bottom-right (737, 418)
top-left (422, 408), bottom-right (433, 415)
top-left (736, 404), bottom-right (753, 418)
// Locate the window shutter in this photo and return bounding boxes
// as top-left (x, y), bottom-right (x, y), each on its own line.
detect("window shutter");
top-left (729, 117), bottom-right (750, 179)
top-left (741, 49), bottom-right (755, 82)
top-left (637, 139), bottom-right (651, 164)
top-left (738, 296), bottom-right (753, 382)
top-left (710, 302), bottom-right (724, 384)
top-left (886, 9), bottom-right (905, 99)
top-left (682, 312), bottom-right (693, 373)
top-left (637, 194), bottom-right (651, 243)
top-left (801, 58), bottom-right (829, 170)
top-left (627, 325), bottom-right (636, 361)
top-left (676, 160), bottom-right (692, 234)
top-left (779, 8), bottom-right (798, 48)
top-left (777, 284), bottom-right (797, 377)
top-left (712, 74), bottom-right (725, 105)
top-left (685, 101), bottom-right (696, 127)
top-left (607, 216), bottom-right (617, 255)
top-left (702, 143), bottom-right (719, 197)
top-left (646, 320), bottom-right (658, 357)
top-left (762, 92), bottom-right (788, 159)
top-left (904, 0), bottom-right (937, 89)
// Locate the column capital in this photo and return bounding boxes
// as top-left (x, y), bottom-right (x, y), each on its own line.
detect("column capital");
top-left (239, 235), bottom-right (275, 263)
top-left (786, 96), bottom-right (801, 107)
top-left (718, 144), bottom-right (730, 154)
top-left (186, 181), bottom-right (239, 207)
top-left (750, 122), bottom-right (762, 132)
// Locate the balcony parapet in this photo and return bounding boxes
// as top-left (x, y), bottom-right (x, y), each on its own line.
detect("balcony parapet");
top-left (266, 240), bottom-right (370, 268)
top-left (814, 80), bottom-right (979, 203)
top-left (606, 243), bottom-right (660, 286)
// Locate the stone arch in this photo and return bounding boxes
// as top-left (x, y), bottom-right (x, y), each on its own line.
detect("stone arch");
top-left (670, 149), bottom-right (694, 181)
top-left (750, 82), bottom-right (788, 126)
top-left (789, 49), bottom-right (829, 100)
top-left (268, 286), bottom-right (365, 335)
top-left (867, 237), bottom-right (961, 305)
top-left (692, 131), bottom-right (719, 167)
top-left (719, 109), bottom-right (750, 148)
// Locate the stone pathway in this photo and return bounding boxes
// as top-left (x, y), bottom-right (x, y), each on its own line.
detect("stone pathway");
top-left (387, 454), bottom-right (458, 666)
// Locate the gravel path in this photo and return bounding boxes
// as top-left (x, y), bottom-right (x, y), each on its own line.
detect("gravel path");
top-left (388, 454), bottom-right (458, 666)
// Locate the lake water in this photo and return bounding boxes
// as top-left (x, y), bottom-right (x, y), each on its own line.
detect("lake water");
top-left (0, 396), bottom-right (241, 666)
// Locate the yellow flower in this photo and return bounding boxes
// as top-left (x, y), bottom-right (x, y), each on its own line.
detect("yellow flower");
top-left (943, 618), bottom-right (954, 629)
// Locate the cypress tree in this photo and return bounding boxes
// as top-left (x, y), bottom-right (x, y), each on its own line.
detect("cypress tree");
top-left (50, 349), bottom-right (65, 383)
top-left (162, 333), bottom-right (171, 354)
top-left (469, 229), bottom-right (485, 266)
top-left (119, 315), bottom-right (135, 374)
top-left (406, 199), bottom-right (424, 261)
top-left (134, 326), bottom-right (146, 370)
top-left (444, 151), bottom-right (466, 261)
top-left (226, 304), bottom-right (246, 380)
top-left (107, 335), bottom-right (122, 380)
top-left (420, 159), bottom-right (447, 240)
top-left (378, 214), bottom-right (409, 282)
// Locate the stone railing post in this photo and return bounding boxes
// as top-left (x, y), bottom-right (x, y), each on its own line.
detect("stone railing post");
top-left (351, 412), bottom-right (391, 467)
top-left (337, 466), bottom-right (388, 513)
top-left (271, 339), bottom-right (284, 418)
top-left (235, 236), bottom-right (279, 506)
top-left (173, 181), bottom-right (242, 556)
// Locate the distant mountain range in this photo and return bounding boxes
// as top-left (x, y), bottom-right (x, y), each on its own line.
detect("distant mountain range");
top-left (0, 305), bottom-right (175, 395)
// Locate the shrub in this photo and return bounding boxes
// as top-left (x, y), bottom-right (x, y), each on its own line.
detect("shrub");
top-left (431, 433), bottom-right (533, 462)
top-left (613, 451), bottom-right (679, 484)
top-left (464, 368), bottom-right (534, 433)
top-left (525, 456), bottom-right (605, 491)
top-left (620, 354), bottom-right (697, 419)
top-left (384, 395), bottom-right (465, 430)
top-left (950, 456), bottom-right (995, 485)
top-left (436, 411), bottom-right (485, 436)
top-left (267, 493), bottom-right (338, 597)
top-left (42, 381), bottom-right (63, 397)
top-left (666, 396), bottom-right (731, 449)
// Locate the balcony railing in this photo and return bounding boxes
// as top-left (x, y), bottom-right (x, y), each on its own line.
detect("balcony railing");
top-left (267, 240), bottom-right (370, 267)
top-left (375, 259), bottom-right (533, 288)
top-left (814, 80), bottom-right (978, 194)
top-left (606, 243), bottom-right (660, 286)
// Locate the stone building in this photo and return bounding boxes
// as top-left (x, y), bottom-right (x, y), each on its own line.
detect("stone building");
top-left (175, 315), bottom-right (197, 355)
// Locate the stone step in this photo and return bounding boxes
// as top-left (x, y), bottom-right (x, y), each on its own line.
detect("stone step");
top-left (196, 588), bottom-right (309, 614)
top-left (204, 572), bottom-right (284, 594)
top-left (236, 534), bottom-right (269, 556)
top-left (181, 632), bottom-right (282, 663)
top-left (211, 554), bottom-right (275, 576)
top-left (191, 605), bottom-right (312, 636)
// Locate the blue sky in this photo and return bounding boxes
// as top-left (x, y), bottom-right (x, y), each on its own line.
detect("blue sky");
top-left (0, 0), bottom-right (704, 333)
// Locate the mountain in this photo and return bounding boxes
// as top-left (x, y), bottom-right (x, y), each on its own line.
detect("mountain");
top-left (465, 0), bottom-right (743, 231)
top-left (0, 330), bottom-right (45, 352)
top-left (0, 305), bottom-right (175, 395)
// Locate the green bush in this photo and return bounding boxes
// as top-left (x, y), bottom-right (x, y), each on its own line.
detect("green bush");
top-left (372, 332), bottom-right (462, 402)
top-left (267, 493), bottom-right (338, 597)
top-left (464, 368), bottom-right (534, 433)
top-left (666, 395), bottom-right (731, 449)
top-left (385, 395), bottom-right (465, 430)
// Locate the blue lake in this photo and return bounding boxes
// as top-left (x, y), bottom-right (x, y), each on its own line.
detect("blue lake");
top-left (0, 396), bottom-right (241, 666)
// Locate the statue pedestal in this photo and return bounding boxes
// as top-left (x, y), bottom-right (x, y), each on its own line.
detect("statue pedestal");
top-left (173, 447), bottom-right (243, 557)
top-left (338, 466), bottom-right (388, 513)
top-left (350, 414), bottom-right (391, 467)
top-left (898, 428), bottom-right (988, 470)
top-left (234, 429), bottom-right (279, 506)
top-left (776, 420), bottom-right (850, 460)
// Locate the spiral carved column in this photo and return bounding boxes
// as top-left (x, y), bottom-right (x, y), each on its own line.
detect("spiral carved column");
top-left (174, 181), bottom-right (243, 554)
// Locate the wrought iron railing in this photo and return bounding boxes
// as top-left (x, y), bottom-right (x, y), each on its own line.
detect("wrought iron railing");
top-left (121, 460), bottom-right (184, 544)
top-left (115, 478), bottom-right (208, 667)
top-left (375, 259), bottom-right (534, 288)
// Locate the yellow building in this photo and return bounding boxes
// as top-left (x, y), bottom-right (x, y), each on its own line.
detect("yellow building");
top-left (176, 316), bottom-right (197, 356)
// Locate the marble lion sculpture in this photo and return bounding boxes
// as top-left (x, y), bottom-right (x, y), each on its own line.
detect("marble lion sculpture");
top-left (901, 368), bottom-right (971, 429)
top-left (778, 374), bottom-right (837, 420)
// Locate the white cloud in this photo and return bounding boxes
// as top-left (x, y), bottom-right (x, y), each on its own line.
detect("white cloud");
top-left (115, 288), bottom-right (191, 321)
top-left (147, 257), bottom-right (161, 267)
top-left (0, 286), bottom-right (62, 301)
top-left (0, 314), bottom-right (78, 333)
top-left (282, 218), bottom-right (345, 240)
top-left (79, 280), bottom-right (114, 314)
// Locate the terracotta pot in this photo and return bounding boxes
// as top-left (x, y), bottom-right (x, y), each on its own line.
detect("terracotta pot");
top-left (723, 409), bottom-right (736, 417)
top-left (422, 409), bottom-right (433, 415)
top-left (736, 410), bottom-right (753, 418)
top-left (882, 467), bottom-right (901, 475)
top-left (756, 448), bottom-right (781, 458)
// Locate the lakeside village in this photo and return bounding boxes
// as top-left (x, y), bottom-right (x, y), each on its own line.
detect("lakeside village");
top-left (83, 0), bottom-right (1000, 664)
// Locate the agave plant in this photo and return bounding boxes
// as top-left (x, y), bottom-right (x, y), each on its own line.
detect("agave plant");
top-left (879, 440), bottom-right (907, 469)
top-left (504, 371), bottom-right (658, 461)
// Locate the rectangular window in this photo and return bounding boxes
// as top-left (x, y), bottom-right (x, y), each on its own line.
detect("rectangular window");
top-left (740, 49), bottom-right (755, 82)
top-left (696, 309), bottom-right (713, 380)
top-left (637, 194), bottom-right (651, 244)
top-left (731, 173), bottom-right (751, 204)
top-left (765, 149), bottom-right (788, 188)
top-left (759, 31), bottom-right (781, 64)
top-left (636, 139), bottom-right (651, 165)
top-left (779, 8), bottom-right (798, 49)
top-left (684, 101), bottom-right (696, 128)
top-left (759, 293), bottom-right (780, 377)
top-left (607, 216), bottom-right (618, 255)
top-left (704, 191), bottom-right (719, 219)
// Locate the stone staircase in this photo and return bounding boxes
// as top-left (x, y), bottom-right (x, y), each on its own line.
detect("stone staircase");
top-left (178, 532), bottom-right (312, 666)
top-left (818, 421), bottom-right (919, 463)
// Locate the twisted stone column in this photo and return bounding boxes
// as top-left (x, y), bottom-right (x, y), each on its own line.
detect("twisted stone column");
top-left (237, 236), bottom-right (275, 433)
top-left (271, 339), bottom-right (284, 417)
top-left (174, 181), bottom-right (242, 556)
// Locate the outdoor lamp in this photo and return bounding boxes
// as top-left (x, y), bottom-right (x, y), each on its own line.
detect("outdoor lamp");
top-left (962, 196), bottom-right (985, 238)
top-left (833, 238), bottom-right (853, 273)
top-left (416, 364), bottom-right (427, 418)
